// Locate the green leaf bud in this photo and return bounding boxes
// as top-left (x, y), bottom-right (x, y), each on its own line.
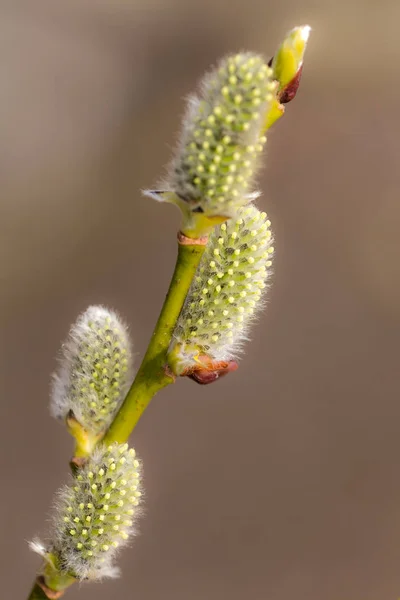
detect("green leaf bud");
top-left (168, 204), bottom-right (274, 376)
top-left (263, 25), bottom-right (311, 130)
top-left (50, 443), bottom-right (143, 581)
top-left (145, 53), bottom-right (278, 237)
top-left (270, 25), bottom-right (311, 103)
top-left (51, 306), bottom-right (134, 444)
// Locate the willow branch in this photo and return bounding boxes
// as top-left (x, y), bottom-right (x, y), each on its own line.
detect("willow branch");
top-left (26, 233), bottom-right (206, 599)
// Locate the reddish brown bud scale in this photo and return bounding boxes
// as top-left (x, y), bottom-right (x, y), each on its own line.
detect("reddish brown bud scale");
top-left (182, 354), bottom-right (238, 385)
top-left (177, 231), bottom-right (209, 246)
top-left (279, 64), bottom-right (304, 104)
top-left (36, 577), bottom-right (65, 599)
top-left (268, 54), bottom-right (303, 105)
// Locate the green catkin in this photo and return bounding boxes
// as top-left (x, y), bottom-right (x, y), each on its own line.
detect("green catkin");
top-left (51, 306), bottom-right (134, 436)
top-left (51, 443), bottom-right (142, 580)
top-left (168, 204), bottom-right (274, 375)
top-left (150, 53), bottom-right (277, 222)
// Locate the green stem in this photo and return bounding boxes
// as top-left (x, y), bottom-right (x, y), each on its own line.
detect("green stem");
top-left (28, 580), bottom-right (66, 600)
top-left (27, 569), bottom-right (76, 599)
top-left (104, 238), bottom-right (206, 444)
top-left (28, 584), bottom-right (48, 600)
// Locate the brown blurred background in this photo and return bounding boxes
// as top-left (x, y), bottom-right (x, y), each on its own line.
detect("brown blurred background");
top-left (1, 0), bottom-right (400, 598)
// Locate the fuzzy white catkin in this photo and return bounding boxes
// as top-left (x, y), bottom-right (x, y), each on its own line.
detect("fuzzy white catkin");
top-left (51, 443), bottom-right (143, 580)
top-left (50, 306), bottom-right (134, 435)
top-left (168, 205), bottom-right (274, 375)
top-left (163, 53), bottom-right (277, 217)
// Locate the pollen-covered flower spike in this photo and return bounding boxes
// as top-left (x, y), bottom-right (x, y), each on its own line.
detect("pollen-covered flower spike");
top-left (48, 443), bottom-right (142, 582)
top-left (51, 306), bottom-right (134, 454)
top-left (144, 53), bottom-right (278, 238)
top-left (168, 204), bottom-right (274, 382)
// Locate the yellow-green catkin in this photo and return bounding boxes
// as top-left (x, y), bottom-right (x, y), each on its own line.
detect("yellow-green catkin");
top-left (168, 204), bottom-right (274, 375)
top-left (51, 443), bottom-right (142, 581)
top-left (145, 53), bottom-right (277, 236)
top-left (50, 306), bottom-right (133, 437)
